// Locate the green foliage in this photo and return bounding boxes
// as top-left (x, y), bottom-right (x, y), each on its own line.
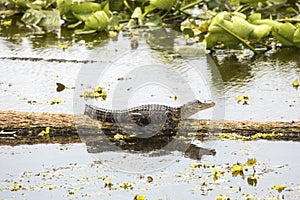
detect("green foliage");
top-left (1, 0), bottom-right (300, 51)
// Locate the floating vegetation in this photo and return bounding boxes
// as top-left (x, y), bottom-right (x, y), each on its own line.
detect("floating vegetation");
top-left (50, 98), bottom-right (65, 105)
top-left (219, 131), bottom-right (282, 141)
top-left (134, 195), bottom-right (146, 200)
top-left (272, 184), bottom-right (286, 193)
top-left (1, 0), bottom-right (300, 53)
top-left (292, 79), bottom-right (299, 89)
top-left (237, 94), bottom-right (249, 104)
top-left (120, 182), bottom-right (134, 190)
top-left (81, 86), bottom-right (107, 100)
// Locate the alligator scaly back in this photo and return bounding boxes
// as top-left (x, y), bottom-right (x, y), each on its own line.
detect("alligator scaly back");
top-left (84, 99), bottom-right (215, 126)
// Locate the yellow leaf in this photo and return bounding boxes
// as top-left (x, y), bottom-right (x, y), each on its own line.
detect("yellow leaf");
top-left (120, 182), bottom-right (133, 190)
top-left (237, 95), bottom-right (243, 102)
top-left (58, 44), bottom-right (69, 51)
top-left (11, 184), bottom-right (22, 191)
top-left (94, 86), bottom-right (103, 93)
top-left (104, 178), bottom-right (113, 189)
top-left (231, 164), bottom-right (244, 172)
top-left (247, 158), bottom-right (257, 166)
top-left (213, 169), bottom-right (222, 181)
top-left (292, 79), bottom-right (299, 88)
top-left (102, 91), bottom-right (107, 100)
top-left (1, 19), bottom-right (12, 26)
top-left (114, 133), bottom-right (124, 140)
top-left (190, 163), bottom-right (202, 169)
top-left (216, 194), bottom-right (229, 200)
top-left (134, 195), bottom-right (146, 200)
top-left (48, 185), bottom-right (56, 190)
top-left (50, 98), bottom-right (64, 105)
top-left (109, 31), bottom-right (118, 37)
top-left (243, 94), bottom-right (249, 101)
top-left (272, 184), bottom-right (286, 192)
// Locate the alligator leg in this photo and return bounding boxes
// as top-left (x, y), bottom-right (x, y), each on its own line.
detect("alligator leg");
top-left (129, 112), bottom-right (151, 127)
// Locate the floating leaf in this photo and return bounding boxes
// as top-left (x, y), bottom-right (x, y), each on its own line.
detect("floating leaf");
top-left (48, 185), bottom-right (57, 190)
top-left (56, 82), bottom-right (66, 92)
top-left (50, 98), bottom-right (64, 105)
top-left (120, 182), bottom-right (133, 190)
top-left (101, 90), bottom-right (107, 100)
top-left (1, 19), bottom-right (12, 26)
top-left (134, 195), bottom-right (146, 200)
top-left (147, 176), bottom-right (153, 183)
top-left (58, 44), bottom-right (69, 51)
top-left (231, 163), bottom-right (244, 177)
top-left (237, 95), bottom-right (243, 102)
top-left (104, 178), bottom-right (113, 189)
top-left (68, 189), bottom-right (75, 195)
top-left (216, 194), bottom-right (229, 200)
top-left (271, 184), bottom-right (286, 192)
top-left (190, 163), bottom-right (202, 169)
top-left (292, 79), bottom-right (299, 88)
top-left (247, 176), bottom-right (258, 186)
top-left (232, 164), bottom-right (244, 172)
top-left (247, 158), bottom-right (257, 166)
top-left (213, 169), bottom-right (223, 181)
top-left (11, 184), bottom-right (23, 191)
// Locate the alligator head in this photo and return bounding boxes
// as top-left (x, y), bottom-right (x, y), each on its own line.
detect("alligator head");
top-left (180, 99), bottom-right (215, 119)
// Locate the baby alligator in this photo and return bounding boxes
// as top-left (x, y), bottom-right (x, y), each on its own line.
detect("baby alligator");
top-left (84, 99), bottom-right (215, 127)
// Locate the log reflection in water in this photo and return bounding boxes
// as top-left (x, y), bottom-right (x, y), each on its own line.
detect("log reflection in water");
top-left (79, 122), bottom-right (216, 161)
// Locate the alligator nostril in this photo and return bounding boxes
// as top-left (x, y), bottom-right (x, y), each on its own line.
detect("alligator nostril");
top-left (204, 100), bottom-right (213, 103)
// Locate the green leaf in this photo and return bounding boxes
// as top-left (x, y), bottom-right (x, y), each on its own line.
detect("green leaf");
top-left (131, 7), bottom-right (143, 19)
top-left (71, 2), bottom-right (102, 21)
top-left (293, 27), bottom-right (300, 43)
top-left (56, 0), bottom-right (72, 16)
top-left (278, 22), bottom-right (295, 41)
top-left (247, 13), bottom-right (261, 23)
top-left (150, 0), bottom-right (177, 11)
top-left (74, 29), bottom-right (97, 35)
top-left (250, 24), bottom-right (271, 39)
top-left (84, 11), bottom-right (110, 31)
top-left (21, 9), bottom-right (45, 26)
top-left (145, 14), bottom-right (162, 28)
top-left (206, 11), bottom-right (257, 53)
top-left (182, 28), bottom-right (194, 37)
top-left (108, 0), bottom-right (123, 11)
top-left (231, 16), bottom-right (254, 38)
top-left (21, 9), bottom-right (61, 31)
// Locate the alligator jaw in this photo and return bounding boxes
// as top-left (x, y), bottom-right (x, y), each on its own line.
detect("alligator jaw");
top-left (181, 100), bottom-right (215, 119)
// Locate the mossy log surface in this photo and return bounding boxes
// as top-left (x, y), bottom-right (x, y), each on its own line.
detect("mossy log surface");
top-left (0, 110), bottom-right (299, 146)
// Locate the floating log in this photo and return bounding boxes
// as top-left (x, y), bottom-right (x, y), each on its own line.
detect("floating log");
top-left (0, 110), bottom-right (299, 146)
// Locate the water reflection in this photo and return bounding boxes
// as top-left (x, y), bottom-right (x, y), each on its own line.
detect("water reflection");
top-left (81, 123), bottom-right (216, 161)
